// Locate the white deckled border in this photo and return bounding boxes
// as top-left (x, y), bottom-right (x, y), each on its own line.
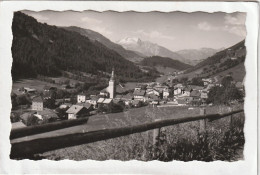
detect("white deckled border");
top-left (0, 1), bottom-right (258, 174)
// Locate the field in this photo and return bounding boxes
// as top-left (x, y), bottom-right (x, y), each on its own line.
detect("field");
top-left (12, 79), bottom-right (60, 95)
top-left (21, 104), bottom-right (244, 161)
top-left (213, 63), bottom-right (245, 82)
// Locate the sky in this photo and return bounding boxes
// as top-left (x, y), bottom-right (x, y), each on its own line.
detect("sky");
top-left (22, 10), bottom-right (246, 51)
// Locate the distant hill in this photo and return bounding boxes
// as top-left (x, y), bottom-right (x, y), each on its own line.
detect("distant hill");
top-left (176, 48), bottom-right (223, 66)
top-left (63, 26), bottom-right (144, 63)
top-left (140, 56), bottom-right (192, 71)
top-left (11, 12), bottom-right (152, 82)
top-left (183, 40), bottom-right (246, 80)
top-left (117, 37), bottom-right (187, 63)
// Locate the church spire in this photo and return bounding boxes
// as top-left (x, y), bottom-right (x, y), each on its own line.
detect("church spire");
top-left (110, 68), bottom-right (115, 81)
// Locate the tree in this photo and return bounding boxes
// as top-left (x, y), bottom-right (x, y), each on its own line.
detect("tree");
top-left (221, 76), bottom-right (233, 87)
top-left (191, 77), bottom-right (204, 86)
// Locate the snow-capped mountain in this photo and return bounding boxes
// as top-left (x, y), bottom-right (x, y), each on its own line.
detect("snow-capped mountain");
top-left (117, 37), bottom-right (186, 62)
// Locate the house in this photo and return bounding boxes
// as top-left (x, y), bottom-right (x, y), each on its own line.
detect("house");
top-left (61, 84), bottom-right (70, 89)
top-left (179, 87), bottom-right (192, 97)
top-left (23, 87), bottom-right (37, 94)
top-left (163, 89), bottom-right (170, 99)
top-left (174, 87), bottom-right (182, 96)
top-left (121, 93), bottom-right (133, 105)
top-left (201, 91), bottom-right (208, 99)
top-left (147, 95), bottom-right (160, 105)
top-left (133, 90), bottom-right (146, 101)
top-left (20, 112), bottom-right (36, 126)
top-left (189, 85), bottom-right (204, 92)
top-left (35, 109), bottom-right (59, 122)
top-left (77, 93), bottom-right (87, 103)
top-left (66, 105), bottom-right (89, 119)
top-left (97, 98), bottom-right (113, 109)
top-left (59, 103), bottom-right (72, 109)
top-left (77, 102), bottom-right (94, 112)
top-left (202, 78), bottom-right (213, 86)
top-left (235, 81), bottom-right (244, 90)
top-left (32, 96), bottom-right (44, 111)
top-left (146, 89), bottom-right (160, 96)
top-left (86, 95), bottom-right (98, 108)
top-left (100, 89), bottom-right (109, 98)
top-left (190, 90), bottom-right (201, 100)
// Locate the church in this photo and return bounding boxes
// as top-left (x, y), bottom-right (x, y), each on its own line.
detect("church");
top-left (100, 69), bottom-right (116, 99)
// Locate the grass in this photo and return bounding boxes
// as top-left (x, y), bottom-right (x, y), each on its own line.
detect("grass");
top-left (37, 104), bottom-right (244, 161)
top-left (12, 78), bottom-right (59, 95)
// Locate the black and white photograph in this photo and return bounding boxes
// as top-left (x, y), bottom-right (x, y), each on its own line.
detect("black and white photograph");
top-left (9, 10), bottom-right (248, 161)
top-left (0, 1), bottom-right (258, 174)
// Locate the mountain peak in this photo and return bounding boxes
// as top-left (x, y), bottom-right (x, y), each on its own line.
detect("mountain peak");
top-left (118, 37), bottom-right (141, 45)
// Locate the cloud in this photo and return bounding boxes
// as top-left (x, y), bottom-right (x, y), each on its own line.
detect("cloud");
top-left (223, 13), bottom-right (246, 37)
top-left (81, 16), bottom-right (102, 25)
top-left (224, 13), bottom-right (246, 25)
top-left (196, 13), bottom-right (246, 37)
top-left (134, 29), bottom-right (175, 40)
top-left (223, 25), bottom-right (246, 37)
top-left (197, 22), bottom-right (217, 31)
top-left (30, 14), bottom-right (49, 21)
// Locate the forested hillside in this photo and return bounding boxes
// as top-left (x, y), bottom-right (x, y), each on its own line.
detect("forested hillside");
top-left (11, 12), bottom-right (152, 81)
top-left (140, 56), bottom-right (192, 70)
top-left (63, 26), bottom-right (144, 62)
top-left (184, 40), bottom-right (246, 78)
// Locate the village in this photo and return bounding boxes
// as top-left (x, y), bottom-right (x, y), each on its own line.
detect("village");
top-left (10, 68), bottom-right (245, 128)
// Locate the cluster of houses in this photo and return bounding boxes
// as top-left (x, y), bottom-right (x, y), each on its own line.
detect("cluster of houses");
top-left (13, 69), bottom-right (245, 128)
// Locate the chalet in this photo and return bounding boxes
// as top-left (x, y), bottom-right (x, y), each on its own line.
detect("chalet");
top-left (202, 78), bottom-right (213, 86)
top-left (59, 103), bottom-right (72, 109)
top-left (24, 87), bottom-right (37, 94)
top-left (235, 81), bottom-right (244, 90)
top-left (148, 95), bottom-right (160, 105)
top-left (190, 90), bottom-right (201, 100)
top-left (100, 89), bottom-right (109, 98)
top-left (163, 89), bottom-right (170, 99)
top-left (66, 105), bottom-right (89, 120)
top-left (146, 89), bottom-right (160, 96)
top-left (20, 112), bottom-right (36, 126)
top-left (133, 90), bottom-right (146, 101)
top-left (86, 95), bottom-right (98, 108)
top-left (61, 84), bottom-right (70, 90)
top-left (77, 93), bottom-right (87, 103)
top-left (35, 109), bottom-right (59, 122)
top-left (189, 85), bottom-right (204, 92)
top-left (201, 91), bottom-right (208, 99)
top-left (174, 87), bottom-right (182, 96)
top-left (179, 87), bottom-right (192, 97)
top-left (97, 98), bottom-right (113, 108)
top-left (32, 96), bottom-right (43, 111)
top-left (77, 102), bottom-right (94, 112)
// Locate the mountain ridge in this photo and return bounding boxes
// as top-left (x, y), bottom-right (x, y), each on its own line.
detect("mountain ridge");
top-left (117, 37), bottom-right (187, 63)
top-left (11, 12), bottom-right (154, 82)
top-left (63, 26), bottom-right (145, 62)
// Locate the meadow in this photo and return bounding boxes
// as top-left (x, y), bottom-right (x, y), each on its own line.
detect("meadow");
top-left (38, 104), bottom-right (244, 161)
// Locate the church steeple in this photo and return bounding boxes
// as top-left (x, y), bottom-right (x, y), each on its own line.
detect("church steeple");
top-left (108, 68), bottom-right (116, 99)
top-left (110, 68), bottom-right (115, 81)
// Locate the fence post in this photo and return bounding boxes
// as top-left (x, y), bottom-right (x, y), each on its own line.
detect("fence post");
top-left (199, 108), bottom-right (206, 134)
top-left (153, 119), bottom-right (161, 145)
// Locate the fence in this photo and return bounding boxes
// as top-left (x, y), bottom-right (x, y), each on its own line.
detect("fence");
top-left (10, 109), bottom-right (244, 159)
